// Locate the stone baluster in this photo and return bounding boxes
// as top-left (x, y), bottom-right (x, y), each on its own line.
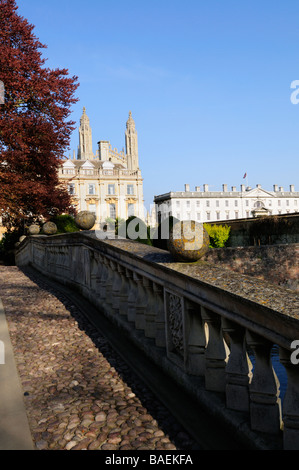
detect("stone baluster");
top-left (152, 283), bottom-right (166, 348)
top-left (83, 248), bottom-right (91, 288)
top-left (90, 252), bottom-right (99, 294)
top-left (95, 253), bottom-right (105, 299)
top-left (143, 278), bottom-right (157, 339)
top-left (279, 346), bottom-right (299, 449)
top-left (126, 269), bottom-right (137, 324)
top-left (105, 259), bottom-right (115, 312)
top-left (201, 307), bottom-right (228, 392)
top-left (111, 261), bottom-right (122, 313)
top-left (117, 265), bottom-right (130, 318)
top-left (98, 255), bottom-right (109, 305)
top-left (246, 330), bottom-right (281, 434)
top-left (133, 273), bottom-right (147, 331)
top-left (222, 318), bottom-right (251, 412)
top-left (184, 301), bottom-right (207, 376)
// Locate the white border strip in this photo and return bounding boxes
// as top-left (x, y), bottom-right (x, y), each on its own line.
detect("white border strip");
top-left (0, 298), bottom-right (34, 450)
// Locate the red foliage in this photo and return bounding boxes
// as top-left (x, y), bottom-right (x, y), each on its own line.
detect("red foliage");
top-left (0, 0), bottom-right (79, 230)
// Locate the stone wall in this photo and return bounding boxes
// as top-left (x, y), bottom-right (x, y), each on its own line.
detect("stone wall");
top-left (203, 243), bottom-right (299, 292)
top-left (212, 214), bottom-right (299, 247)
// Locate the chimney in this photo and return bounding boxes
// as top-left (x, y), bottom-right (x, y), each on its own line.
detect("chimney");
top-left (241, 184), bottom-right (245, 192)
top-left (195, 186), bottom-right (201, 192)
top-left (203, 184), bottom-right (209, 192)
top-left (185, 184), bottom-right (190, 192)
top-left (231, 186), bottom-right (236, 192)
top-left (273, 184), bottom-right (278, 192)
top-left (222, 184), bottom-right (227, 192)
top-left (290, 184), bottom-right (295, 192)
top-left (256, 184), bottom-right (261, 189)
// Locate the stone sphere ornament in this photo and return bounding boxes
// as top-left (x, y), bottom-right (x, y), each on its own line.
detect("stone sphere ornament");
top-left (19, 235), bottom-right (26, 243)
top-left (167, 220), bottom-right (210, 262)
top-left (42, 221), bottom-right (57, 235)
top-left (28, 224), bottom-right (40, 235)
top-left (75, 211), bottom-right (96, 230)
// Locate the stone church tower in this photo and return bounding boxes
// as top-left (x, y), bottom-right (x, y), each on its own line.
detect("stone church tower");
top-left (59, 108), bottom-right (145, 225)
top-left (77, 107), bottom-right (95, 160)
top-left (125, 111), bottom-right (139, 170)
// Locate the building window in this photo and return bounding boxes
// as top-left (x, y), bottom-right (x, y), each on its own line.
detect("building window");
top-left (108, 184), bottom-right (115, 195)
top-left (216, 212), bottom-right (220, 220)
top-left (246, 200), bottom-right (249, 207)
top-left (187, 212), bottom-right (191, 219)
top-left (68, 183), bottom-right (75, 195)
top-left (89, 204), bottom-right (96, 216)
top-left (197, 213), bottom-right (201, 221)
top-left (225, 200), bottom-right (229, 207)
top-left (246, 211), bottom-right (250, 218)
top-left (88, 184), bottom-right (95, 195)
top-left (278, 200), bottom-right (281, 206)
top-left (186, 201), bottom-right (190, 208)
top-left (109, 203), bottom-right (116, 219)
top-left (216, 200), bottom-right (219, 207)
top-left (196, 200), bottom-right (200, 208)
top-left (128, 203), bottom-right (134, 217)
top-left (206, 200), bottom-right (210, 207)
top-left (286, 200), bottom-right (289, 206)
top-left (176, 201), bottom-right (180, 207)
top-left (235, 211), bottom-right (239, 219)
top-left (206, 212), bottom-right (211, 220)
top-left (127, 184), bottom-right (134, 195)
top-left (235, 200), bottom-right (238, 207)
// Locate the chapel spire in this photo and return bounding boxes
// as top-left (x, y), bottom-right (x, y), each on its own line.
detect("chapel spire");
top-left (77, 107), bottom-right (94, 160)
top-left (125, 111), bottom-right (139, 170)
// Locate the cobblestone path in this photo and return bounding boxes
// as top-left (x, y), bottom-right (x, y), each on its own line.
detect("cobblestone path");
top-left (0, 266), bottom-right (199, 451)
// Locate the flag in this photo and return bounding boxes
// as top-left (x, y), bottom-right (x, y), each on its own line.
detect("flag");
top-left (243, 173), bottom-right (247, 179)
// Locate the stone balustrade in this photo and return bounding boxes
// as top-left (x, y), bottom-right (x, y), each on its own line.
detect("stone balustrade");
top-left (15, 232), bottom-right (299, 450)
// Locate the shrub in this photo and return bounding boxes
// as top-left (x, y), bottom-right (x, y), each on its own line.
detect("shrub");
top-left (50, 214), bottom-right (78, 234)
top-left (0, 230), bottom-right (22, 265)
top-left (123, 216), bottom-right (152, 246)
top-left (151, 216), bottom-right (179, 251)
top-left (204, 224), bottom-right (231, 248)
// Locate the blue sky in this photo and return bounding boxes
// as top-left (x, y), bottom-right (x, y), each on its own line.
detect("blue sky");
top-left (17, 0), bottom-right (299, 209)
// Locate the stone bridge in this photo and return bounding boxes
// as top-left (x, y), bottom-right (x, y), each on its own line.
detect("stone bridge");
top-left (15, 232), bottom-right (299, 450)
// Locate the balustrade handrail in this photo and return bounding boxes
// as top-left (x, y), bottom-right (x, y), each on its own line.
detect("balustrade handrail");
top-left (15, 231), bottom-right (299, 450)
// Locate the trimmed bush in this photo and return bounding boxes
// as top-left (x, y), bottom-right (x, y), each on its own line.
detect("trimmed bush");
top-left (204, 224), bottom-right (231, 248)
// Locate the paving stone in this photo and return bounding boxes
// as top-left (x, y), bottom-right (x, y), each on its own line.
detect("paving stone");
top-left (0, 266), bottom-right (199, 451)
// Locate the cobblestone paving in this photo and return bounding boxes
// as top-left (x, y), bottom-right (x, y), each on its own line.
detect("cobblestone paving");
top-left (0, 266), bottom-right (199, 451)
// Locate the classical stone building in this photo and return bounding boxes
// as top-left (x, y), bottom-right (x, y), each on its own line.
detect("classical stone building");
top-left (154, 183), bottom-right (299, 224)
top-left (59, 108), bottom-right (144, 227)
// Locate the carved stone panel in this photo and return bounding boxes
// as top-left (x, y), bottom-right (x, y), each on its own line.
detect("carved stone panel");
top-left (165, 291), bottom-right (184, 363)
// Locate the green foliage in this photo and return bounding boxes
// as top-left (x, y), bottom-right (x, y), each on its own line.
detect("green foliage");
top-left (204, 224), bottom-right (231, 248)
top-left (123, 216), bottom-right (153, 246)
top-left (151, 216), bottom-right (179, 251)
top-left (114, 217), bottom-right (125, 235)
top-left (50, 214), bottom-right (78, 234)
top-left (0, 230), bottom-right (21, 265)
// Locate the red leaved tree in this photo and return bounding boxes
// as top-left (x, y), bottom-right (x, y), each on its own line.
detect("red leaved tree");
top-left (0, 0), bottom-right (79, 232)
